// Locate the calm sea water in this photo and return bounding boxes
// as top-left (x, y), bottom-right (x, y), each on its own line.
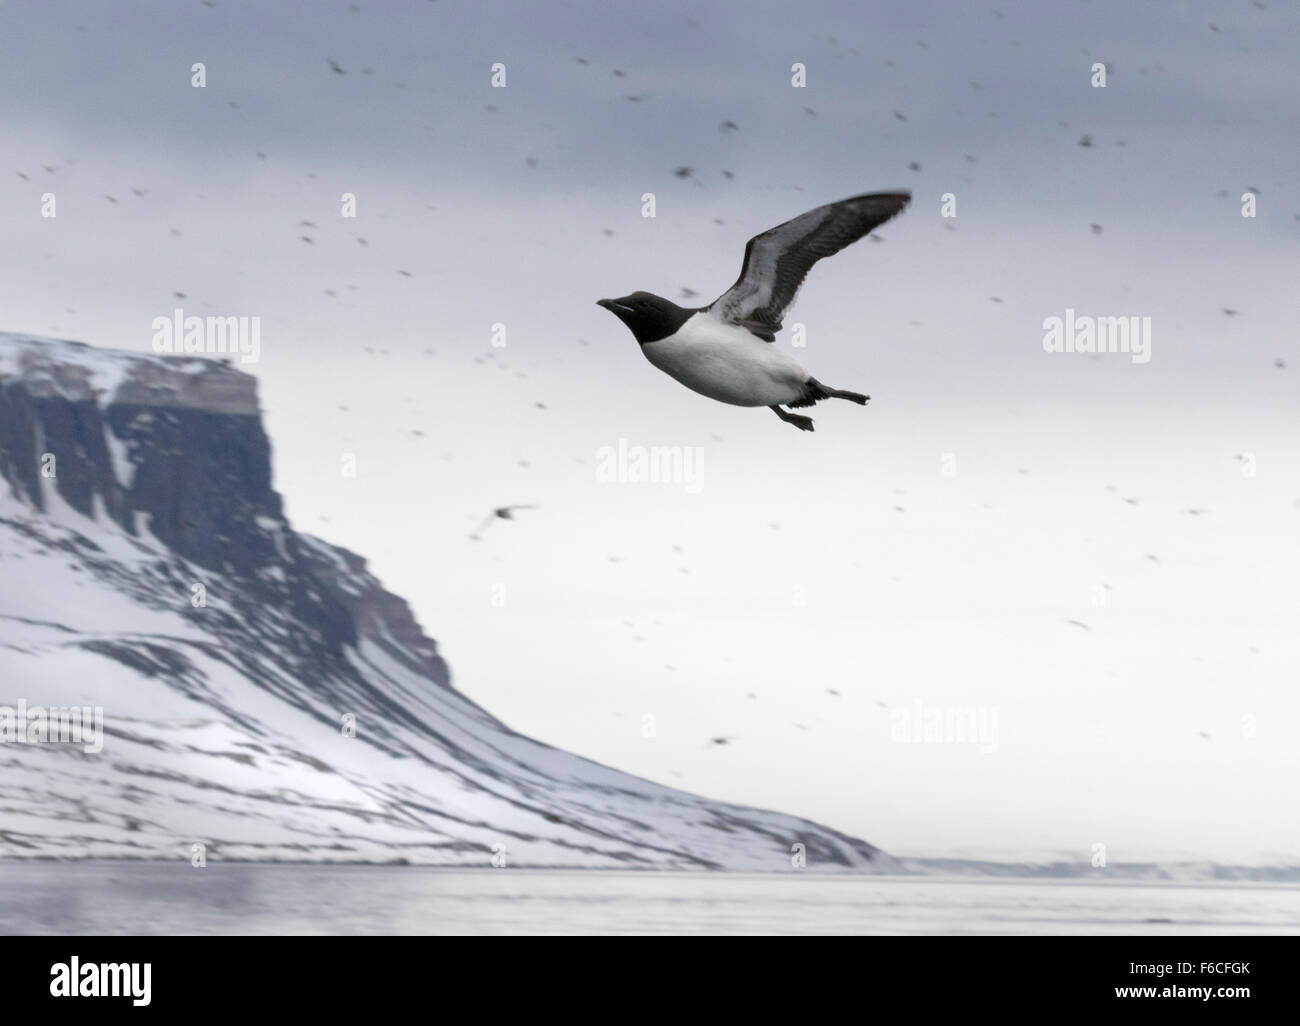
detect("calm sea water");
top-left (3, 862), bottom-right (1298, 935)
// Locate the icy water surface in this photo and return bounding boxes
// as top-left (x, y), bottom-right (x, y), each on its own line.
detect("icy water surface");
top-left (2, 862), bottom-right (1298, 934)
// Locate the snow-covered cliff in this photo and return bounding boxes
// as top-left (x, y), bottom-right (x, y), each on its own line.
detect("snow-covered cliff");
top-left (0, 333), bottom-right (891, 870)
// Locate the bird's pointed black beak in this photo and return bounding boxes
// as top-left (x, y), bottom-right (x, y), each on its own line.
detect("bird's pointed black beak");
top-left (596, 298), bottom-right (615, 310)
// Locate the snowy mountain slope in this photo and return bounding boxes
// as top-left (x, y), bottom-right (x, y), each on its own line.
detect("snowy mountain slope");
top-left (0, 334), bottom-right (892, 869)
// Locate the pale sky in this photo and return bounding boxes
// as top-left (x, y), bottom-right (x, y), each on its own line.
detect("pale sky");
top-left (1, 0), bottom-right (1297, 864)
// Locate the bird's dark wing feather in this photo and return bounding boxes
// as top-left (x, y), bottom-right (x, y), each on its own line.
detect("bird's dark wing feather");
top-left (708, 191), bottom-right (910, 340)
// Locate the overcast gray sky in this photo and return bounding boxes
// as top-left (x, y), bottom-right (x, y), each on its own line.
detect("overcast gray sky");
top-left (2, 0), bottom-right (1297, 864)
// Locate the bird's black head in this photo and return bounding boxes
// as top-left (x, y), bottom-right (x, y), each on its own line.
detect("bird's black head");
top-left (597, 291), bottom-right (693, 344)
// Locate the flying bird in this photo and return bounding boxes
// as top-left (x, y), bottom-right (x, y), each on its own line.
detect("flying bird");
top-left (470, 504), bottom-right (537, 541)
top-left (597, 191), bottom-right (910, 431)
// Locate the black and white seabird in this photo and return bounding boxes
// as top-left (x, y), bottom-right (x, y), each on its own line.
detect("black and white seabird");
top-left (597, 190), bottom-right (910, 431)
top-left (470, 504), bottom-right (537, 541)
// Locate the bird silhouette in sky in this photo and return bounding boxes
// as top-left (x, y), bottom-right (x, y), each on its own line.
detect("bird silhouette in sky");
top-left (470, 504), bottom-right (537, 541)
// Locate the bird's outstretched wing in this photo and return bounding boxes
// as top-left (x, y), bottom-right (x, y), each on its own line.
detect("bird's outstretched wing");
top-left (708, 191), bottom-right (910, 341)
top-left (469, 513), bottom-right (498, 541)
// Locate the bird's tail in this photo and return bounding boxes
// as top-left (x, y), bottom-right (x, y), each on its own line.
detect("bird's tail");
top-left (790, 378), bottom-right (870, 408)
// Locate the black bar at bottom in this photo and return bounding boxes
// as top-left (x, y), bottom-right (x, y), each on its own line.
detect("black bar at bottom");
top-left (1, 935), bottom-right (1291, 1014)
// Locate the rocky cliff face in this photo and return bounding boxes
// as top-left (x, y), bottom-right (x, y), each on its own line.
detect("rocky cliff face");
top-left (0, 333), bottom-right (891, 870)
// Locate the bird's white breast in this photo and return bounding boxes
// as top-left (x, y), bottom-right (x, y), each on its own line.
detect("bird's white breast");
top-left (641, 313), bottom-right (809, 407)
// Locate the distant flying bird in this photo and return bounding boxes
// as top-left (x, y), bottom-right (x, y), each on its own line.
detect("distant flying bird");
top-left (597, 191), bottom-right (910, 431)
top-left (470, 504), bottom-right (537, 540)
